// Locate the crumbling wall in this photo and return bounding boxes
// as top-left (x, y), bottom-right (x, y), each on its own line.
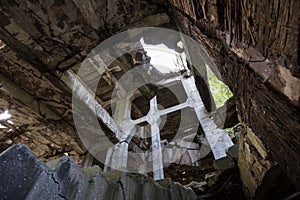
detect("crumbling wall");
top-left (165, 0), bottom-right (300, 195)
top-left (167, 0), bottom-right (299, 77)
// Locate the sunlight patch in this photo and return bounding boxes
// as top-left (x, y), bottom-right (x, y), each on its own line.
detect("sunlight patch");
top-left (0, 110), bottom-right (12, 121)
top-left (0, 40), bottom-right (6, 50)
top-left (140, 38), bottom-right (187, 73)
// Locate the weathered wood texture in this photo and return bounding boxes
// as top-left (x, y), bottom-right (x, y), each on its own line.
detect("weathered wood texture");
top-left (170, 1), bottom-right (300, 189)
top-left (221, 0), bottom-right (299, 78)
top-left (167, 0), bottom-right (300, 77)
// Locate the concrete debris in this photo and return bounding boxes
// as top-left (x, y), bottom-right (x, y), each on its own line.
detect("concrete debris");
top-left (184, 181), bottom-right (207, 193)
top-left (204, 172), bottom-right (220, 187)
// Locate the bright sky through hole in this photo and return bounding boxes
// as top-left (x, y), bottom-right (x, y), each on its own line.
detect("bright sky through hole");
top-left (7, 120), bottom-right (14, 125)
top-left (140, 38), bottom-right (233, 108)
top-left (140, 38), bottom-right (187, 73)
top-left (0, 110), bottom-right (11, 121)
top-left (0, 124), bottom-right (7, 129)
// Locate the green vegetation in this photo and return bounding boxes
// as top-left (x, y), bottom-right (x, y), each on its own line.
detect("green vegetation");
top-left (206, 66), bottom-right (233, 108)
top-left (174, 54), bottom-right (232, 108)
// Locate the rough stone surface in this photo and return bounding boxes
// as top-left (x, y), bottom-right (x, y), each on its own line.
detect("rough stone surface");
top-left (84, 166), bottom-right (109, 200)
top-left (238, 126), bottom-right (297, 199)
top-left (0, 144), bottom-right (197, 200)
top-left (238, 128), bottom-right (272, 197)
top-left (53, 157), bottom-right (90, 199)
top-left (0, 144), bottom-right (62, 200)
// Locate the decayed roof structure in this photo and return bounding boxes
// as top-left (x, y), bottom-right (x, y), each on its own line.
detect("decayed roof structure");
top-left (0, 0), bottom-right (299, 199)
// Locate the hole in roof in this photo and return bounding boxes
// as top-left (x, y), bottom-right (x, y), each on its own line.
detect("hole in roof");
top-left (140, 38), bottom-right (187, 74)
top-left (0, 124), bottom-right (7, 129)
top-left (0, 110), bottom-right (11, 120)
top-left (141, 37), bottom-right (232, 109)
top-left (0, 40), bottom-right (6, 50)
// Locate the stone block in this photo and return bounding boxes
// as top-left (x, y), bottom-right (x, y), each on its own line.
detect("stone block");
top-left (0, 144), bottom-right (62, 200)
top-left (53, 157), bottom-right (89, 200)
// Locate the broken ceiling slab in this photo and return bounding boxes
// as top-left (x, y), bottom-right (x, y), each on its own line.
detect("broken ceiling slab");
top-left (0, 90), bottom-right (85, 163)
top-left (0, 46), bottom-right (74, 123)
top-left (0, 73), bottom-right (59, 120)
top-left (123, 13), bottom-right (170, 30)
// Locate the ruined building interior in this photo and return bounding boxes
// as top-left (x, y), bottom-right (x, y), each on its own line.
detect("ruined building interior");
top-left (0, 0), bottom-right (299, 200)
